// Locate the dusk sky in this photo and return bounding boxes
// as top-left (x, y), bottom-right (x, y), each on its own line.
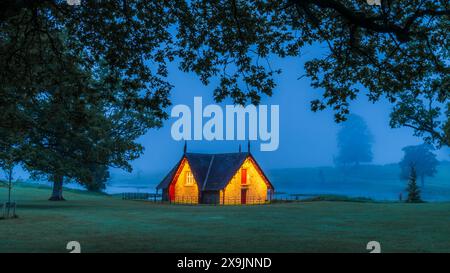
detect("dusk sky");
top-left (114, 46), bottom-right (449, 177)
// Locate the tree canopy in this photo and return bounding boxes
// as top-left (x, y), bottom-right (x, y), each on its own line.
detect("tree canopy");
top-left (172, 0), bottom-right (449, 147)
top-left (1, 1), bottom-right (176, 197)
top-left (335, 114), bottom-right (374, 166)
top-left (399, 143), bottom-right (439, 187)
top-left (1, 1), bottom-right (448, 146)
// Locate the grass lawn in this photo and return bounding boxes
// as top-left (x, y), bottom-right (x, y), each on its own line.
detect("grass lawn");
top-left (1, 184), bottom-right (450, 253)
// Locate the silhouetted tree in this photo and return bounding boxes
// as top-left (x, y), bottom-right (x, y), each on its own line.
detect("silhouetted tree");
top-left (406, 165), bottom-right (422, 203)
top-left (0, 126), bottom-right (24, 207)
top-left (1, 2), bottom-right (172, 200)
top-left (25, 90), bottom-right (146, 201)
top-left (85, 164), bottom-right (110, 192)
top-left (318, 169), bottom-right (325, 184)
top-left (335, 114), bottom-right (373, 167)
top-left (399, 144), bottom-right (439, 188)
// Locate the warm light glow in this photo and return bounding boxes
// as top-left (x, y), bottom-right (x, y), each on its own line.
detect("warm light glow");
top-left (168, 156), bottom-right (271, 205)
top-left (185, 171), bottom-right (194, 186)
top-left (221, 158), bottom-right (269, 205)
top-left (172, 162), bottom-right (199, 204)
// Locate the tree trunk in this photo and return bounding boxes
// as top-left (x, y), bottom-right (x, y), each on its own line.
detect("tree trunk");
top-left (7, 168), bottom-right (12, 204)
top-left (6, 168), bottom-right (12, 217)
top-left (49, 175), bottom-right (65, 201)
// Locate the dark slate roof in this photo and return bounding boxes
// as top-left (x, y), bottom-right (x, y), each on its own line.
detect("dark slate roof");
top-left (156, 152), bottom-right (272, 191)
top-left (156, 157), bottom-right (183, 190)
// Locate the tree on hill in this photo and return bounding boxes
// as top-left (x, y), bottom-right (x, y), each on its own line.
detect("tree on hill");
top-left (406, 165), bottom-right (422, 203)
top-left (399, 144), bottom-right (439, 188)
top-left (85, 164), bottom-right (110, 193)
top-left (335, 114), bottom-right (373, 167)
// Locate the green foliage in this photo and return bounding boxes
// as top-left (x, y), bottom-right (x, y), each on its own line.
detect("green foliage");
top-left (0, 2), bottom-right (175, 197)
top-left (335, 114), bottom-right (373, 166)
top-left (399, 144), bottom-right (439, 187)
top-left (85, 164), bottom-right (110, 192)
top-left (173, 0), bottom-right (449, 146)
top-left (406, 166), bottom-right (422, 203)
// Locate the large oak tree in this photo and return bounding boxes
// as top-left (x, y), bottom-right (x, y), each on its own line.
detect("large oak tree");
top-left (0, 1), bottom-right (175, 199)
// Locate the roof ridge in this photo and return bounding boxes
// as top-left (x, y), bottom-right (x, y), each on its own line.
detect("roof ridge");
top-left (186, 152), bottom-right (243, 156)
top-left (202, 155), bottom-right (215, 191)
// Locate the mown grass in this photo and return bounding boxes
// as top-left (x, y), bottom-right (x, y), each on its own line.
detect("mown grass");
top-left (1, 184), bottom-right (450, 253)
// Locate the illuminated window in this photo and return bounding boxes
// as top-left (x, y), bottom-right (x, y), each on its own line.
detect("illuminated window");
top-left (185, 171), bottom-right (194, 186)
top-left (241, 169), bottom-right (247, 185)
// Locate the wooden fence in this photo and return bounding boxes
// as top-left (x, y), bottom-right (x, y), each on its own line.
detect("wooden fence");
top-left (121, 192), bottom-right (315, 205)
top-left (121, 193), bottom-right (268, 205)
top-left (172, 196), bottom-right (268, 205)
top-left (121, 192), bottom-right (162, 202)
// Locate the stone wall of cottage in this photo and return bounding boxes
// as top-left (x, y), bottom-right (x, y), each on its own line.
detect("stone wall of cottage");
top-left (173, 161), bottom-right (199, 204)
top-left (220, 158), bottom-right (268, 205)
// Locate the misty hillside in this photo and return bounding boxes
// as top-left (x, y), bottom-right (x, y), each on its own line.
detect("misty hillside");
top-left (269, 161), bottom-right (450, 201)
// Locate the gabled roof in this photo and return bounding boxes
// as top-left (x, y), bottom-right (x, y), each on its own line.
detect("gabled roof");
top-left (156, 152), bottom-right (273, 191)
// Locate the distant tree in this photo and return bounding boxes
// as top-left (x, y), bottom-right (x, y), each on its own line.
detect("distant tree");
top-left (335, 114), bottom-right (373, 167)
top-left (85, 164), bottom-right (110, 193)
top-left (406, 165), bottom-right (422, 203)
top-left (318, 169), bottom-right (325, 184)
top-left (399, 144), bottom-right (439, 188)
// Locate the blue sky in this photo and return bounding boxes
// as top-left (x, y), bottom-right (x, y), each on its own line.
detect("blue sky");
top-left (114, 52), bottom-right (449, 176)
